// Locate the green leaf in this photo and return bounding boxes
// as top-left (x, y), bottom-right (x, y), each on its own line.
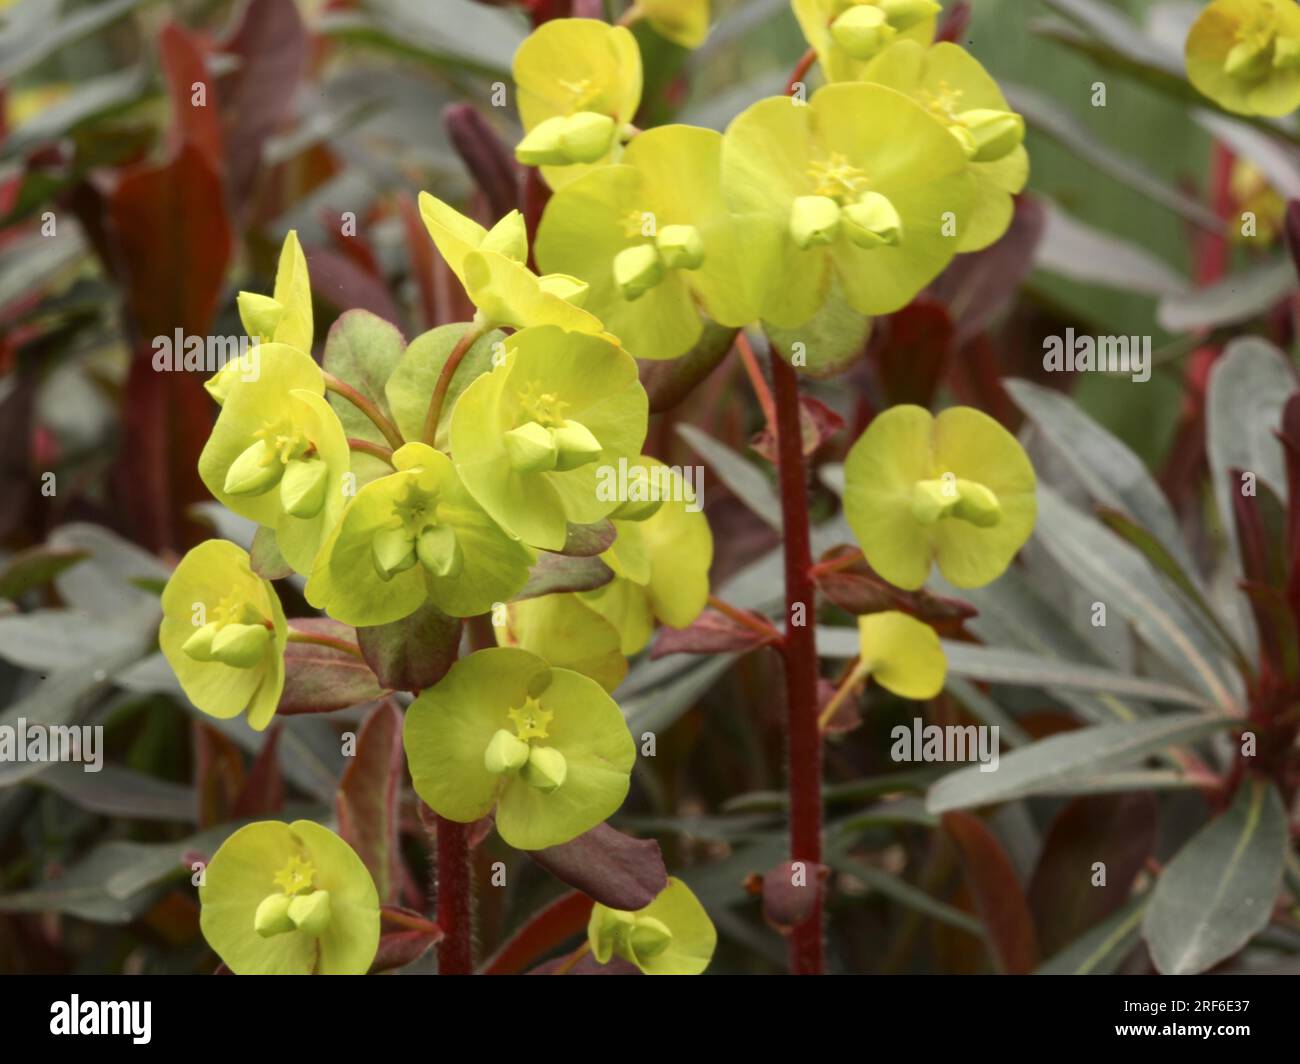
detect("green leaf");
top-left (281, 619), bottom-right (389, 714)
top-left (926, 713), bottom-right (1234, 814)
top-left (0, 545), bottom-right (88, 602)
top-left (1036, 894), bottom-right (1148, 975)
top-left (324, 309), bottom-right (406, 485)
top-left (249, 526), bottom-right (293, 581)
top-left (1033, 486), bottom-right (1243, 713)
top-left (0, 0), bottom-right (158, 81)
top-left (763, 287), bottom-right (871, 379)
top-left (46, 523), bottom-right (171, 619)
top-left (1035, 200), bottom-right (1188, 298)
top-left (1, 67), bottom-right (150, 160)
top-left (514, 552), bottom-right (614, 600)
top-left (356, 602), bottom-right (460, 692)
top-left (0, 609), bottom-right (143, 671)
top-left (824, 852), bottom-right (983, 936)
top-left (676, 423), bottom-right (781, 530)
top-left (1157, 259), bottom-right (1296, 332)
top-left (1143, 778), bottom-right (1288, 975)
top-left (385, 323), bottom-right (503, 451)
top-left (35, 763), bottom-right (196, 823)
top-left (336, 701), bottom-right (404, 904)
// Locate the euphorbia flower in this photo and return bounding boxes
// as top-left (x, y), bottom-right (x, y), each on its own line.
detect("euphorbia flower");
top-left (305, 442), bottom-right (534, 627)
top-left (588, 877), bottom-right (716, 975)
top-left (854, 610), bottom-right (946, 698)
top-left (449, 325), bottom-right (648, 551)
top-left (579, 460), bottom-right (712, 654)
top-left (1186, 0), bottom-right (1300, 116)
top-left (198, 344), bottom-right (351, 576)
top-left (861, 41), bottom-right (1027, 251)
top-left (419, 192), bottom-right (607, 336)
top-left (843, 404), bottom-right (1036, 590)
top-left (207, 230), bottom-right (313, 405)
top-left (792, 0), bottom-right (940, 83)
top-left (199, 820), bottom-right (380, 975)
top-left (513, 18), bottom-right (642, 189)
top-left (722, 83), bottom-right (973, 328)
top-left (403, 648), bottom-right (636, 850)
top-left (493, 592), bottom-right (628, 693)
top-left (641, 0), bottom-right (711, 49)
top-left (159, 540), bottom-right (287, 731)
top-left (534, 125), bottom-right (755, 360)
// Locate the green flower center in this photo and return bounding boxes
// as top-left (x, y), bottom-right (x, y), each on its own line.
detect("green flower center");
top-left (505, 383), bottom-right (602, 474)
top-left (254, 853), bottom-right (332, 940)
top-left (921, 80), bottom-right (964, 122)
top-left (181, 589), bottom-right (272, 669)
top-left (911, 474), bottom-right (1002, 528)
top-left (484, 696), bottom-right (568, 793)
top-left (599, 909), bottom-right (674, 967)
top-left (223, 422), bottom-right (329, 519)
top-left (371, 482), bottom-right (462, 581)
top-left (807, 152), bottom-right (870, 203)
top-left (558, 76), bottom-right (599, 112)
top-left (1226, 6), bottom-right (1300, 80)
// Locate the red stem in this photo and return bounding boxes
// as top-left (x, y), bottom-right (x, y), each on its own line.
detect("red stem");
top-left (769, 350), bottom-right (825, 975)
top-left (422, 325), bottom-right (482, 446)
top-left (435, 816), bottom-right (473, 975)
top-left (786, 47), bottom-right (817, 97)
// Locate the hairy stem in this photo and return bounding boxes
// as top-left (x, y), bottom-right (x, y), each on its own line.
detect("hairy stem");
top-left (284, 628), bottom-right (363, 658)
top-left (322, 372), bottom-right (406, 451)
top-left (435, 816), bottom-right (473, 975)
top-left (769, 350), bottom-right (825, 975)
top-left (346, 437), bottom-right (395, 466)
top-left (422, 325), bottom-right (484, 447)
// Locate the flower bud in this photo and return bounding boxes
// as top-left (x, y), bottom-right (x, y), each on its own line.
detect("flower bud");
top-left (878, 0), bottom-right (941, 32)
top-left (287, 889), bottom-right (332, 937)
top-left (484, 728), bottom-right (531, 775)
top-left (655, 224), bottom-right (706, 270)
top-left (505, 420), bottom-right (560, 473)
top-left (954, 108), bottom-right (1025, 163)
top-left (911, 477), bottom-right (959, 525)
top-left (551, 419), bottom-right (603, 471)
top-left (224, 439), bottom-right (284, 497)
top-left (181, 622), bottom-right (220, 662)
top-left (237, 292), bottom-right (284, 345)
top-left (254, 893), bottom-right (296, 938)
top-left (416, 523), bottom-right (462, 578)
top-left (952, 478), bottom-right (1002, 527)
top-left (515, 115), bottom-right (570, 166)
top-left (372, 525), bottom-right (417, 580)
top-left (842, 191), bottom-right (903, 249)
top-left (830, 4), bottom-right (895, 61)
top-left (789, 195), bottom-right (842, 249)
top-left (279, 457), bottom-right (329, 518)
top-left (559, 111), bottom-right (617, 163)
top-left (537, 272), bottom-right (590, 306)
top-left (613, 244), bottom-right (665, 300)
top-left (628, 915), bottom-right (674, 961)
top-left (210, 623), bottom-right (272, 669)
top-left (521, 744), bottom-right (568, 792)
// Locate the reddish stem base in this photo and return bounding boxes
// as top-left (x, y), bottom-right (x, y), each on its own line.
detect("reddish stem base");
top-left (435, 816), bottom-right (473, 975)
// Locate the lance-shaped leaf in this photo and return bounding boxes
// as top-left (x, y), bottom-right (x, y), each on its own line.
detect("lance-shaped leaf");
top-left (280, 619), bottom-right (389, 714)
top-left (528, 823), bottom-right (668, 911)
top-left (1036, 894), bottom-right (1148, 975)
top-left (481, 891), bottom-right (594, 976)
top-left (1143, 778), bottom-right (1287, 975)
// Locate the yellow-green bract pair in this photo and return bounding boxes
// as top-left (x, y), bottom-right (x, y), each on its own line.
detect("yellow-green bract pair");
top-left (1186, 0), bottom-right (1300, 116)
top-left (200, 820), bottom-right (380, 975)
top-left (588, 877), bottom-right (716, 975)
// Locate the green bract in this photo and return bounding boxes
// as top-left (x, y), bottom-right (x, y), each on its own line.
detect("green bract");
top-left (792, 0), bottom-right (939, 83)
top-left (580, 460), bottom-right (712, 654)
top-left (534, 126), bottom-right (755, 360)
top-left (494, 592), bottom-right (628, 693)
top-left (857, 610), bottom-right (946, 698)
top-left (1186, 0), bottom-right (1300, 116)
top-left (199, 820), bottom-right (380, 975)
top-left (588, 876), bottom-right (716, 975)
top-left (197, 344), bottom-right (351, 576)
top-left (722, 83), bottom-right (973, 328)
top-left (642, 0), bottom-right (710, 48)
top-left (403, 648), bottom-right (636, 850)
top-left (159, 540), bottom-right (287, 732)
top-left (862, 40), bottom-right (1027, 251)
top-left (449, 325), bottom-right (648, 551)
top-left (207, 230), bottom-right (313, 405)
top-left (843, 404), bottom-right (1037, 590)
top-left (419, 192), bottom-right (607, 335)
top-left (306, 442), bottom-right (534, 627)
top-left (513, 18), bottom-right (642, 189)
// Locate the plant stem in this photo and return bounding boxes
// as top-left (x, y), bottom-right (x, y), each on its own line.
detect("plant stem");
top-left (786, 47), bottom-right (817, 96)
top-left (322, 372), bottom-right (405, 451)
top-left (551, 940), bottom-right (592, 975)
top-left (769, 349), bottom-right (825, 975)
top-left (422, 325), bottom-right (484, 447)
top-left (817, 659), bottom-right (868, 732)
top-left (735, 332), bottom-right (776, 429)
top-left (707, 594), bottom-right (781, 643)
top-left (346, 437), bottom-right (395, 466)
top-left (435, 816), bottom-right (473, 975)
